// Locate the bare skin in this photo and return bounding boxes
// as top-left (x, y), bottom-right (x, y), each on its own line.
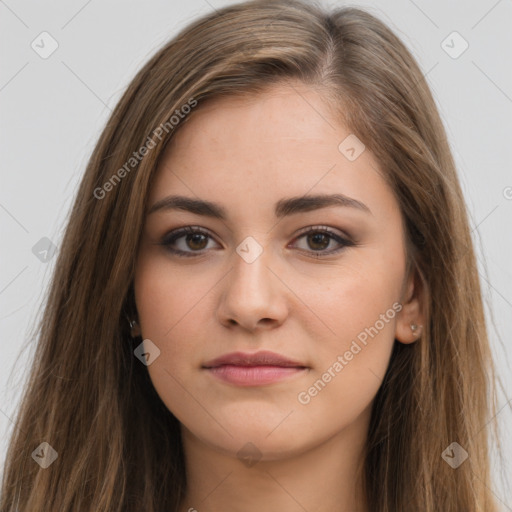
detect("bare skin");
top-left (133, 81), bottom-right (424, 512)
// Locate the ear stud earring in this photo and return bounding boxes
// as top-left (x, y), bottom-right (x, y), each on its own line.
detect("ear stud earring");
top-left (410, 323), bottom-right (422, 338)
top-left (129, 318), bottom-right (141, 338)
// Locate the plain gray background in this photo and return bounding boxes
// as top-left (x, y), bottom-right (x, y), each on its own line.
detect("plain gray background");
top-left (1, 0), bottom-right (511, 507)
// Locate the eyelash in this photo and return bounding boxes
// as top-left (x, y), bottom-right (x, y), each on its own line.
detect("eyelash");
top-left (158, 225), bottom-right (355, 259)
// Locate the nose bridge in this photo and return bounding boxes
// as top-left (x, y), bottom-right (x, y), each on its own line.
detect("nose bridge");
top-left (231, 234), bottom-right (272, 294)
top-left (217, 233), bottom-right (287, 329)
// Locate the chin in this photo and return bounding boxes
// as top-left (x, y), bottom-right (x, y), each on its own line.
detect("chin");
top-left (217, 433), bottom-right (309, 463)
top-left (185, 416), bottom-right (308, 459)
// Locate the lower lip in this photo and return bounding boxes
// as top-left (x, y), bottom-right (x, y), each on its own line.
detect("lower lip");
top-left (205, 365), bottom-right (307, 386)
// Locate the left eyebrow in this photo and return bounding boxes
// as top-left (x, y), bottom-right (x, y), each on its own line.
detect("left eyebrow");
top-left (147, 193), bottom-right (372, 218)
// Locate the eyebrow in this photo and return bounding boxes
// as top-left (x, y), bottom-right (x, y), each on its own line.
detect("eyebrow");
top-left (147, 193), bottom-right (372, 219)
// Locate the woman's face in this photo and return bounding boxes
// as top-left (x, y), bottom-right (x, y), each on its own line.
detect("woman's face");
top-left (134, 82), bottom-right (420, 461)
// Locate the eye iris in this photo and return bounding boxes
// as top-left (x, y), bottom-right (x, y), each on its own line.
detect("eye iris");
top-left (308, 232), bottom-right (330, 250)
top-left (187, 233), bottom-right (208, 250)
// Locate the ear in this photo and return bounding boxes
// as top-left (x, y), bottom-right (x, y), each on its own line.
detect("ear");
top-left (130, 319), bottom-right (142, 338)
top-left (395, 267), bottom-right (425, 344)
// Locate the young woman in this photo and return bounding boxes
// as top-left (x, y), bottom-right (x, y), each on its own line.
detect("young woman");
top-left (0, 0), bottom-right (501, 510)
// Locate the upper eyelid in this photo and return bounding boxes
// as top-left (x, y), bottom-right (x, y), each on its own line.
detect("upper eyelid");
top-left (161, 225), bottom-right (353, 252)
top-left (294, 225), bottom-right (352, 240)
top-left (163, 225), bottom-right (351, 241)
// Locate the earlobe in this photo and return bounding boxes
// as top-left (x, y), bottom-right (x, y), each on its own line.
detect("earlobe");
top-left (396, 321), bottom-right (423, 344)
top-left (395, 316), bottom-right (424, 345)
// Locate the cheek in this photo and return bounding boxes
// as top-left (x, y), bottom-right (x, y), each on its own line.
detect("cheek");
top-left (292, 253), bottom-right (403, 409)
top-left (293, 253), bottom-right (403, 348)
top-left (297, 289), bottom-right (398, 414)
top-left (134, 251), bottom-right (215, 341)
top-left (295, 280), bottom-right (400, 431)
top-left (133, 253), bottom-right (217, 394)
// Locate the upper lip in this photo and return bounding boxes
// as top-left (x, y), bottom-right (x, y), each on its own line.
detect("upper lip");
top-left (202, 350), bottom-right (307, 368)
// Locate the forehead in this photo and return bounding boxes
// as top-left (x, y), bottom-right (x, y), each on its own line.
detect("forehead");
top-left (167, 83), bottom-right (341, 160)
top-left (148, 83), bottom-right (397, 221)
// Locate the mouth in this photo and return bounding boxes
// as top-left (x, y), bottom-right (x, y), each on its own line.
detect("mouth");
top-left (202, 350), bottom-right (309, 387)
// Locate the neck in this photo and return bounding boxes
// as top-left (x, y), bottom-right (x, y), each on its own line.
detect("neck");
top-left (177, 407), bottom-right (371, 512)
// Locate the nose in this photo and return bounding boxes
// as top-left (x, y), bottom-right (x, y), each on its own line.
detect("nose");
top-left (216, 242), bottom-right (289, 332)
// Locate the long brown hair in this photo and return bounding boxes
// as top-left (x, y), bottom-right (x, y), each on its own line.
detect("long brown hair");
top-left (0, 0), bottom-right (500, 510)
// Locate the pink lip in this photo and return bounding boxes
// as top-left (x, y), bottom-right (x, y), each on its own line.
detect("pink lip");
top-left (202, 350), bottom-right (308, 387)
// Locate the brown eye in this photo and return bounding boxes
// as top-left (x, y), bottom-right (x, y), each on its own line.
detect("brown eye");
top-left (160, 227), bottom-right (218, 257)
top-left (306, 232), bottom-right (331, 251)
top-left (185, 233), bottom-right (208, 250)
top-left (290, 226), bottom-right (354, 257)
